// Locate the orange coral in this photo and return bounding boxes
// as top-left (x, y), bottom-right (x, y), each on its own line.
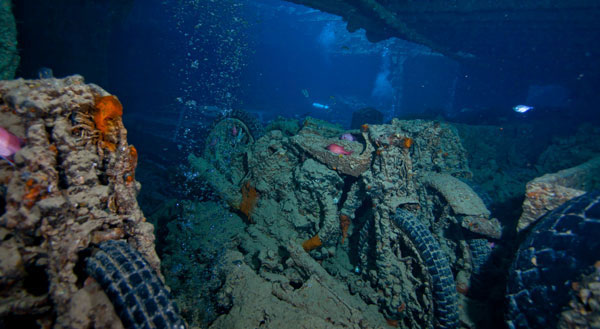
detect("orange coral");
top-left (302, 234), bottom-right (322, 251)
top-left (129, 145), bottom-right (138, 166)
top-left (94, 95), bottom-right (123, 135)
top-left (403, 137), bottom-right (413, 148)
top-left (339, 214), bottom-right (350, 244)
top-left (239, 182), bottom-right (259, 223)
top-left (98, 140), bottom-right (116, 152)
top-left (124, 173), bottom-right (134, 183)
top-left (128, 145), bottom-right (138, 177)
top-left (23, 185), bottom-right (41, 208)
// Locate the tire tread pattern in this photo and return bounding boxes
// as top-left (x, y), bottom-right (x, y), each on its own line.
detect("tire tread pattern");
top-left (86, 240), bottom-right (187, 329)
top-left (506, 190), bottom-right (600, 329)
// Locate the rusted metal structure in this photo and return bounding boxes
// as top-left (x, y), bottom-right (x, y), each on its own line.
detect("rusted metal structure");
top-left (285, 0), bottom-right (600, 107)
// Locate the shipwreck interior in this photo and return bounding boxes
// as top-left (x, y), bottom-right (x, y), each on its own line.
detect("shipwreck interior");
top-left (1, 0), bottom-right (600, 328)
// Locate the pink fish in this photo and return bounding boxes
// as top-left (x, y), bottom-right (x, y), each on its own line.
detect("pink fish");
top-left (0, 127), bottom-right (22, 165)
top-left (232, 126), bottom-right (238, 136)
top-left (339, 133), bottom-right (355, 141)
top-left (326, 143), bottom-right (353, 156)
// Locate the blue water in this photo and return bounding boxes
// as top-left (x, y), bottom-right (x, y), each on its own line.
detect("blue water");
top-left (15, 0), bottom-right (596, 140)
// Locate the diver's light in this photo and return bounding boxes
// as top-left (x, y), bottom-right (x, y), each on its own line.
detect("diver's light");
top-left (513, 105), bottom-right (534, 113)
top-left (312, 102), bottom-right (329, 110)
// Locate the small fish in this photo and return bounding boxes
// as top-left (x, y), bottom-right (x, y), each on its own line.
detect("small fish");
top-left (341, 45), bottom-right (350, 51)
top-left (513, 105), bottom-right (534, 113)
top-left (326, 143), bottom-right (353, 156)
top-left (0, 127), bottom-right (22, 165)
top-left (232, 125), bottom-right (238, 136)
top-left (339, 133), bottom-right (355, 142)
top-left (37, 67), bottom-right (54, 79)
top-left (301, 89), bottom-right (309, 98)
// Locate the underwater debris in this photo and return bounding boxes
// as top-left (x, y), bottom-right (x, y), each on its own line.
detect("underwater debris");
top-left (187, 115), bottom-right (490, 327)
top-left (386, 133), bottom-right (413, 149)
top-left (302, 234), bottom-right (322, 252)
top-left (461, 216), bottom-right (502, 240)
top-left (507, 191), bottom-right (600, 329)
top-left (421, 172), bottom-right (490, 217)
top-left (188, 154), bottom-right (241, 208)
top-left (203, 109), bottom-right (264, 156)
top-left (558, 266), bottom-right (600, 329)
top-left (91, 227), bottom-right (125, 244)
top-left (518, 156), bottom-right (600, 231)
top-left (86, 240), bottom-right (187, 329)
top-left (292, 129), bottom-right (372, 177)
top-left (265, 116), bottom-right (300, 136)
top-left (421, 172), bottom-right (500, 239)
top-left (0, 76), bottom-right (157, 327)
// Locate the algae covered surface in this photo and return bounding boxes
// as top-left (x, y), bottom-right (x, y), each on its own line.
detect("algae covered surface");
top-left (146, 113), bottom-right (600, 329)
top-left (0, 0), bottom-right (18, 80)
top-left (0, 76), bottom-right (598, 329)
top-left (145, 116), bottom-right (499, 328)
